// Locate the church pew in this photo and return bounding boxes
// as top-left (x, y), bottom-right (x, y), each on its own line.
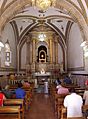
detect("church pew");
top-left (4, 99), bottom-right (24, 119)
top-left (61, 105), bottom-right (88, 119)
top-left (56, 94), bottom-right (67, 119)
top-left (63, 85), bottom-right (80, 90)
top-left (25, 90), bottom-right (32, 110)
top-left (0, 106), bottom-right (21, 119)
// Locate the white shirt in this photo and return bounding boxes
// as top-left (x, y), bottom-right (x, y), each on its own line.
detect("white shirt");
top-left (64, 93), bottom-right (83, 117)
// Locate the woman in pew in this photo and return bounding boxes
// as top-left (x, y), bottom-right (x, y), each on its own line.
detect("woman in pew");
top-left (21, 80), bottom-right (30, 88)
top-left (0, 86), bottom-right (6, 106)
top-left (56, 82), bottom-right (69, 94)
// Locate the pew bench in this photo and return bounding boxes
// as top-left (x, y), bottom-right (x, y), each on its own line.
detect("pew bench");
top-left (4, 99), bottom-right (24, 119)
top-left (61, 106), bottom-right (88, 119)
top-left (0, 106), bottom-right (21, 119)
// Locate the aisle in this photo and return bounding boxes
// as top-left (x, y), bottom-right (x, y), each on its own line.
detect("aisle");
top-left (25, 93), bottom-right (56, 119)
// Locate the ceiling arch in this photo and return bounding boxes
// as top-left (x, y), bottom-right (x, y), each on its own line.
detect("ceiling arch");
top-left (0, 0), bottom-right (88, 41)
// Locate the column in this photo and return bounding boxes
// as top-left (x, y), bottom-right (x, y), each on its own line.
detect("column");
top-left (32, 39), bottom-right (36, 63)
top-left (55, 37), bottom-right (58, 64)
top-left (49, 37), bottom-right (53, 63)
top-left (52, 36), bottom-right (55, 63)
top-left (26, 38), bottom-right (30, 64)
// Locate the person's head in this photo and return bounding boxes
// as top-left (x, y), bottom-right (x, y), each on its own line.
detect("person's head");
top-left (18, 83), bottom-right (22, 88)
top-left (69, 88), bottom-right (75, 93)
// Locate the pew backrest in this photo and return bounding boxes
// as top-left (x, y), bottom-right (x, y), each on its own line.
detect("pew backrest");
top-left (0, 106), bottom-right (21, 119)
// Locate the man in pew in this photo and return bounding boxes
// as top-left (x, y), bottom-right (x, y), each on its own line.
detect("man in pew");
top-left (63, 75), bottom-right (72, 85)
top-left (15, 83), bottom-right (26, 99)
top-left (64, 88), bottom-right (83, 118)
top-left (0, 86), bottom-right (6, 106)
top-left (55, 78), bottom-right (61, 86)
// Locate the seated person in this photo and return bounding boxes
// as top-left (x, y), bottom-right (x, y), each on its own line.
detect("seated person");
top-left (9, 74), bottom-right (15, 80)
top-left (63, 75), bottom-right (72, 85)
top-left (83, 87), bottom-right (88, 118)
top-left (64, 88), bottom-right (83, 118)
top-left (55, 78), bottom-right (61, 86)
top-left (0, 86), bottom-right (6, 106)
top-left (22, 81), bottom-right (30, 88)
top-left (15, 83), bottom-right (26, 99)
top-left (83, 87), bottom-right (88, 105)
top-left (56, 82), bottom-right (69, 94)
top-left (85, 80), bottom-right (88, 87)
top-left (2, 85), bottom-right (13, 98)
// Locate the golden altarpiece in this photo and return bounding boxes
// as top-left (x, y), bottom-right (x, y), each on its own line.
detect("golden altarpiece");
top-left (25, 23), bottom-right (64, 78)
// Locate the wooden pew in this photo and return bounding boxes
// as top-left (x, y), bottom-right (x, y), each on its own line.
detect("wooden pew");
top-left (25, 90), bottom-right (32, 110)
top-left (0, 106), bottom-right (21, 119)
top-left (61, 106), bottom-right (87, 119)
top-left (56, 94), bottom-right (67, 119)
top-left (61, 107), bottom-right (67, 119)
top-left (4, 99), bottom-right (24, 119)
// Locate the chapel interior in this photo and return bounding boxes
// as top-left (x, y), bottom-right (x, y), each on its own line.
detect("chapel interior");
top-left (0, 0), bottom-right (88, 119)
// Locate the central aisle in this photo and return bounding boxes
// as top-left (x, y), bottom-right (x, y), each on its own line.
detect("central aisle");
top-left (25, 93), bottom-right (56, 119)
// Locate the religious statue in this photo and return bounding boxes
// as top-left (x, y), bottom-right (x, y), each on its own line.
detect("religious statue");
top-left (40, 68), bottom-right (45, 74)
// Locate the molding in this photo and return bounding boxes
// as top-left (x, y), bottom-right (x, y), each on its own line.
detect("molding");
top-left (68, 67), bottom-right (84, 71)
top-left (10, 20), bottom-right (19, 45)
top-left (71, 73), bottom-right (88, 76)
top-left (0, 67), bottom-right (17, 72)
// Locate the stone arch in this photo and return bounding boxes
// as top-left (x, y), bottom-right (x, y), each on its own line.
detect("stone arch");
top-left (0, 0), bottom-right (88, 41)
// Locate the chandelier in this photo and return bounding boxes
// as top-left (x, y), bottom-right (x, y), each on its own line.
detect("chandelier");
top-left (38, 33), bottom-right (46, 41)
top-left (32, 0), bottom-right (56, 12)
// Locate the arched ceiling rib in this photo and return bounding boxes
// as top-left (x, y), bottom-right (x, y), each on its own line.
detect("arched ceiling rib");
top-left (0, 0), bottom-right (88, 42)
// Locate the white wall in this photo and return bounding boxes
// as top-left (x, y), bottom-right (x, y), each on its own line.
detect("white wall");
top-left (58, 43), bottom-right (63, 63)
top-left (21, 42), bottom-right (27, 69)
top-left (67, 23), bottom-right (84, 71)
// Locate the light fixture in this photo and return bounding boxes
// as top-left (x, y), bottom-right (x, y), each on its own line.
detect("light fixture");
top-left (0, 36), bottom-right (4, 52)
top-left (0, 36), bottom-right (4, 48)
top-left (80, 41), bottom-right (88, 58)
top-left (38, 33), bottom-right (46, 41)
top-left (80, 41), bottom-right (86, 47)
top-left (32, 0), bottom-right (56, 12)
top-left (5, 39), bottom-right (10, 51)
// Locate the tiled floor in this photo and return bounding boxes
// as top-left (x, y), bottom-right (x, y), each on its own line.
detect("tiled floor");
top-left (25, 93), bottom-right (56, 119)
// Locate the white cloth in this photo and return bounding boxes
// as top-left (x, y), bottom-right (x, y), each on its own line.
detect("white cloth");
top-left (44, 82), bottom-right (48, 93)
top-left (64, 93), bottom-right (83, 117)
top-left (83, 90), bottom-right (88, 105)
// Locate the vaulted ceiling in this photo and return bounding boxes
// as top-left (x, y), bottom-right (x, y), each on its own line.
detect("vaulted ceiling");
top-left (0, 0), bottom-right (88, 43)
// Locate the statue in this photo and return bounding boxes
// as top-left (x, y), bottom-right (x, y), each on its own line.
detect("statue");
top-left (40, 68), bottom-right (45, 74)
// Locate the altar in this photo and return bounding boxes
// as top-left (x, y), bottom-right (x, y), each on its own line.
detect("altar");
top-left (34, 72), bottom-right (51, 77)
top-left (33, 72), bottom-right (51, 93)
